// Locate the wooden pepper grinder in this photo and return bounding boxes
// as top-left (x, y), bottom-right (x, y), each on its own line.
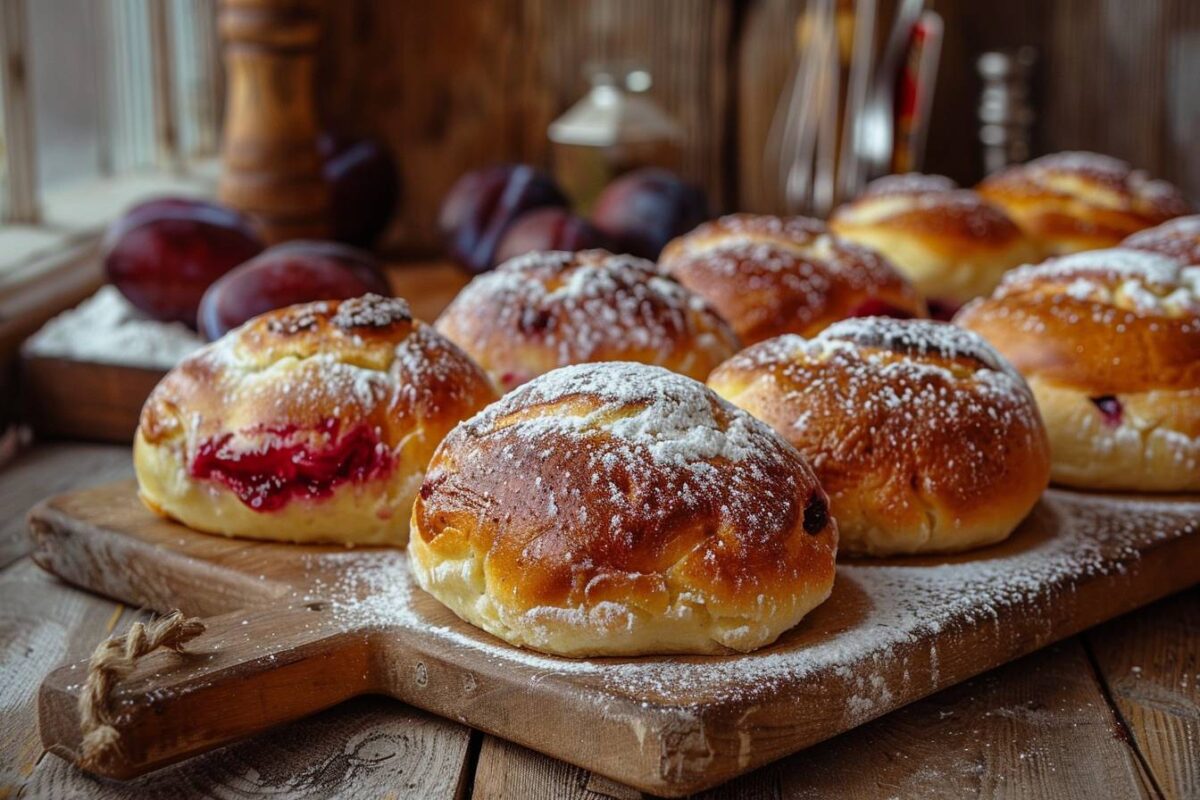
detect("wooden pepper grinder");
top-left (217, 0), bottom-right (330, 243)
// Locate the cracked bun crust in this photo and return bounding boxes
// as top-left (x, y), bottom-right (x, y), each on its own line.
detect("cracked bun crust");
top-left (659, 214), bottom-right (927, 346)
top-left (1123, 215), bottom-right (1200, 265)
top-left (434, 249), bottom-right (738, 392)
top-left (977, 151), bottom-right (1192, 255)
top-left (829, 174), bottom-right (1042, 307)
top-left (956, 249), bottom-right (1200, 491)
top-left (409, 362), bottom-right (837, 656)
top-left (135, 295), bottom-right (498, 545)
top-left (708, 319), bottom-right (1050, 555)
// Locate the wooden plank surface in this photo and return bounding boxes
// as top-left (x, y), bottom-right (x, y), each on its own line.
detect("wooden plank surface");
top-left (26, 480), bottom-right (1200, 796)
top-left (770, 640), bottom-right (1158, 799)
top-left (473, 638), bottom-right (1166, 800)
top-left (0, 559), bottom-right (144, 798)
top-left (1087, 590), bottom-right (1200, 800)
top-left (22, 696), bottom-right (474, 800)
top-left (0, 443), bottom-right (132, 570)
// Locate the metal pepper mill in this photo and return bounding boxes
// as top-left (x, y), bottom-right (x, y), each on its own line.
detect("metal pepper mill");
top-left (977, 47), bottom-right (1037, 175)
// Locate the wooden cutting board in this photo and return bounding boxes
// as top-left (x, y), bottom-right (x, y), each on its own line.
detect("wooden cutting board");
top-left (27, 481), bottom-right (1200, 797)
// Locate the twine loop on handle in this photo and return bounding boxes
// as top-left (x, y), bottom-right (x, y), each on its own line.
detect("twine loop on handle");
top-left (78, 610), bottom-right (206, 771)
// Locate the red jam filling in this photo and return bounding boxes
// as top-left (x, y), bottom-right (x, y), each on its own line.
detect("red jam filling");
top-left (925, 298), bottom-right (962, 321)
top-left (190, 418), bottom-right (392, 511)
top-left (848, 298), bottom-right (916, 320)
top-left (1089, 395), bottom-right (1123, 427)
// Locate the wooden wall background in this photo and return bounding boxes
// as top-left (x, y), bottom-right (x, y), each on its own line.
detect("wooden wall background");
top-left (312, 0), bottom-right (1200, 257)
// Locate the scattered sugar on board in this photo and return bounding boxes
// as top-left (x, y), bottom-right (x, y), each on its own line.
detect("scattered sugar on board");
top-left (23, 285), bottom-right (203, 369)
top-left (306, 491), bottom-right (1197, 719)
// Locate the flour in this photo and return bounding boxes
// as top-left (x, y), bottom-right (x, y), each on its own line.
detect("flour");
top-left (23, 285), bottom-right (203, 369)
top-left (307, 489), bottom-right (1198, 722)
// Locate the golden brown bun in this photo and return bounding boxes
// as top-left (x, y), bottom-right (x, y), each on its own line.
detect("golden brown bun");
top-left (659, 214), bottom-right (927, 345)
top-left (409, 362), bottom-right (837, 656)
top-left (829, 174), bottom-right (1042, 305)
top-left (956, 249), bottom-right (1200, 491)
top-left (135, 295), bottom-right (498, 545)
top-left (1123, 215), bottom-right (1200, 265)
top-left (978, 151), bottom-right (1193, 255)
top-left (708, 318), bottom-right (1050, 555)
top-left (434, 249), bottom-right (738, 392)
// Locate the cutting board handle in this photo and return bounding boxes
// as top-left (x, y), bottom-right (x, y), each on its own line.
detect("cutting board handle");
top-left (38, 601), bottom-right (375, 779)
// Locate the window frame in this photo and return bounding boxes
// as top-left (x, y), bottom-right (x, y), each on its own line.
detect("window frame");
top-left (0, 0), bottom-right (222, 346)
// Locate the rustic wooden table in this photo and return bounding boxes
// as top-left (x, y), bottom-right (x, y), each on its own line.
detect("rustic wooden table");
top-left (0, 442), bottom-right (1196, 799)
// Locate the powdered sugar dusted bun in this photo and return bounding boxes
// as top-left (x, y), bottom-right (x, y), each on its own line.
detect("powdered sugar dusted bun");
top-left (409, 362), bottom-right (837, 656)
top-left (660, 214), bottom-right (927, 345)
top-left (434, 249), bottom-right (737, 392)
top-left (708, 318), bottom-right (1050, 555)
top-left (1123, 215), bottom-right (1200, 265)
top-left (978, 151), bottom-right (1192, 255)
top-left (956, 248), bottom-right (1200, 491)
top-left (829, 174), bottom-right (1042, 311)
top-left (135, 295), bottom-right (498, 545)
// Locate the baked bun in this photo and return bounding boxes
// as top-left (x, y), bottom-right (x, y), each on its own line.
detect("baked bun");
top-left (978, 151), bottom-right (1192, 255)
top-left (708, 318), bottom-right (1050, 555)
top-left (135, 295), bottom-right (498, 545)
top-left (1123, 215), bottom-right (1200, 265)
top-left (409, 362), bottom-right (837, 656)
top-left (659, 214), bottom-right (926, 345)
top-left (829, 174), bottom-right (1042, 313)
top-left (434, 249), bottom-right (738, 392)
top-left (956, 249), bottom-right (1200, 491)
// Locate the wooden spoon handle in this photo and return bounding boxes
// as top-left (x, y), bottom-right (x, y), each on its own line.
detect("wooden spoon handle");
top-left (38, 601), bottom-right (374, 779)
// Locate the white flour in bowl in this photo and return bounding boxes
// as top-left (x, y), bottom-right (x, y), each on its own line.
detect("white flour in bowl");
top-left (23, 285), bottom-right (203, 370)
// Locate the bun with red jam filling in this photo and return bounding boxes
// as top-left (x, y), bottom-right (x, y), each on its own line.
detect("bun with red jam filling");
top-left (134, 294), bottom-right (498, 545)
top-left (659, 213), bottom-right (927, 345)
top-left (956, 248), bottom-right (1200, 491)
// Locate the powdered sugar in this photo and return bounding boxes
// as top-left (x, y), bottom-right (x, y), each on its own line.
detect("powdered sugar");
top-left (310, 489), bottom-right (1199, 712)
top-left (1025, 150), bottom-right (1131, 180)
top-left (672, 235), bottom-right (900, 294)
top-left (436, 250), bottom-right (733, 369)
top-left (1123, 215), bottom-right (1200, 265)
top-left (715, 319), bottom-right (1041, 494)
top-left (23, 285), bottom-right (204, 369)
top-left (673, 214), bottom-right (827, 251)
top-left (458, 362), bottom-right (800, 528)
top-left (999, 248), bottom-right (1200, 316)
top-left (861, 172), bottom-right (959, 197)
top-left (820, 317), bottom-right (1017, 377)
top-left (994, 151), bottom-right (1190, 213)
top-left (1010, 248), bottom-right (1182, 285)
